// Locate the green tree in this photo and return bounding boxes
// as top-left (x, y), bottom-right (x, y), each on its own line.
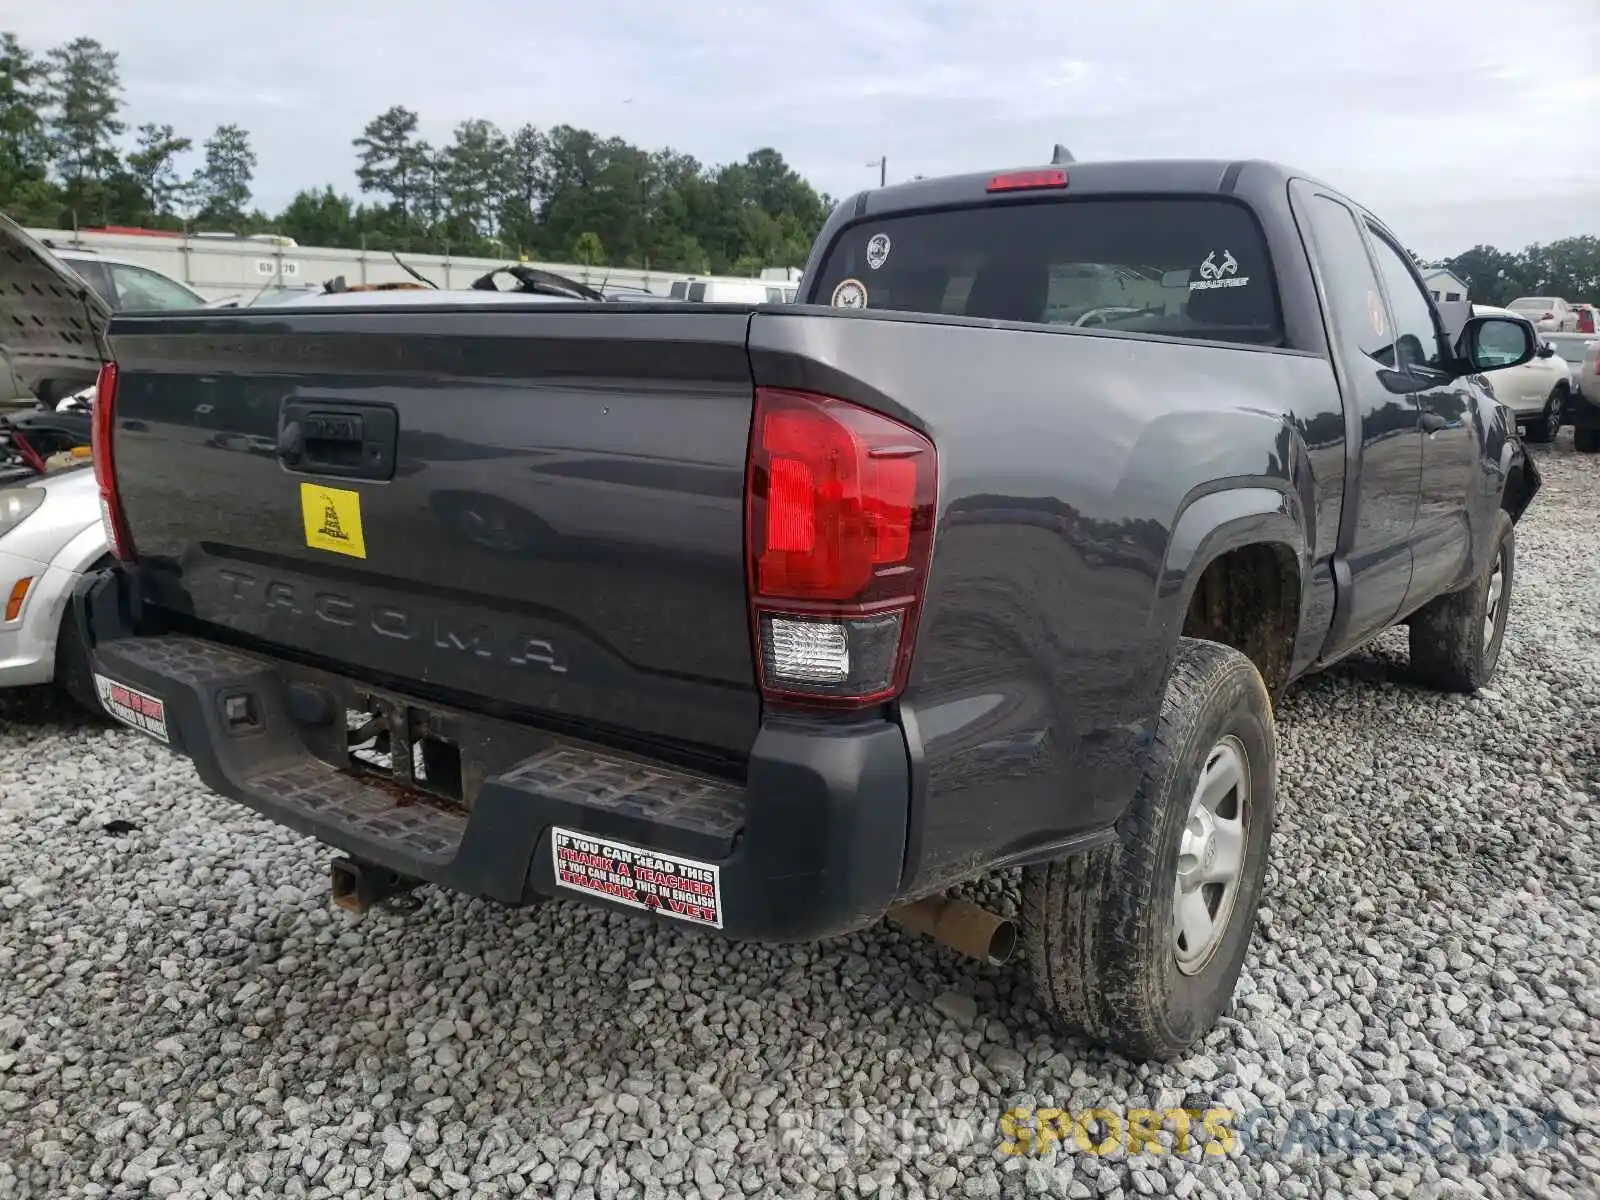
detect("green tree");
top-left (193, 123), bottom-right (255, 226)
top-left (353, 105), bottom-right (430, 226)
top-left (275, 185), bottom-right (356, 246)
top-left (44, 37), bottom-right (124, 188)
top-left (0, 32), bottom-right (57, 224)
top-left (1436, 244), bottom-right (1528, 306)
top-left (442, 118), bottom-right (510, 243)
top-left (1524, 236), bottom-right (1600, 303)
top-left (571, 231), bottom-right (604, 264)
top-left (126, 122), bottom-right (192, 219)
top-left (499, 124), bottom-right (547, 252)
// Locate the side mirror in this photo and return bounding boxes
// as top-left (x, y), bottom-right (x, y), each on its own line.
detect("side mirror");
top-left (1454, 316), bottom-right (1535, 374)
top-left (1537, 342), bottom-right (1556, 358)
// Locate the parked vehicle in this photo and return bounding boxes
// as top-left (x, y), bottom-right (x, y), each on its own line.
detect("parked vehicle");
top-left (51, 246), bottom-right (212, 313)
top-left (1554, 333), bottom-right (1600, 451)
top-left (0, 465), bottom-right (105, 707)
top-left (671, 278), bottom-right (795, 304)
top-left (1469, 304), bottom-right (1571, 442)
top-left (44, 158), bottom-right (1543, 1061)
top-left (1505, 295), bottom-right (1578, 332)
top-left (0, 218), bottom-right (236, 407)
top-left (1548, 332), bottom-right (1600, 391)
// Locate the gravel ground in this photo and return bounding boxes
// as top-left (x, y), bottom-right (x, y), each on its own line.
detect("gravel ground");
top-left (1, 440), bottom-right (1598, 1200)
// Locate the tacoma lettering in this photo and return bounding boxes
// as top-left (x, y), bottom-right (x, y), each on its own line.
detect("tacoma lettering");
top-left (201, 570), bottom-right (567, 674)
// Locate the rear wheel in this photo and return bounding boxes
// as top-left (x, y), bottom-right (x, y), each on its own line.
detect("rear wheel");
top-left (1408, 509), bottom-right (1513, 692)
top-left (1521, 387), bottom-right (1565, 444)
top-left (1022, 638), bottom-right (1276, 1060)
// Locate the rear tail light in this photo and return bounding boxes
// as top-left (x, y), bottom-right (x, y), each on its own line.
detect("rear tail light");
top-left (91, 362), bottom-right (135, 561)
top-left (986, 169), bottom-right (1068, 193)
top-left (745, 388), bottom-right (937, 708)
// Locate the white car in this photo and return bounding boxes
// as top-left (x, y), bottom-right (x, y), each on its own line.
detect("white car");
top-left (1, 217), bottom-right (236, 406)
top-left (52, 246), bottom-right (212, 312)
top-left (0, 466), bottom-right (106, 708)
top-left (1505, 296), bottom-right (1578, 333)
top-left (1471, 304), bottom-right (1572, 443)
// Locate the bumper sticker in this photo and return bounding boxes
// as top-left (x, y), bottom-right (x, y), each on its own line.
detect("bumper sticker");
top-left (94, 674), bottom-right (169, 743)
top-left (551, 827), bottom-right (722, 929)
top-left (831, 278), bottom-right (868, 309)
top-left (300, 482), bottom-right (367, 559)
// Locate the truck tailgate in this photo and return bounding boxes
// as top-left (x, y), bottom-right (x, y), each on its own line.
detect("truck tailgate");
top-left (107, 306), bottom-right (761, 761)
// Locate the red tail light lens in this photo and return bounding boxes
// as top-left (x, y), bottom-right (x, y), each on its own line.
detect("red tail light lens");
top-left (91, 362), bottom-right (135, 561)
top-left (986, 169), bottom-right (1068, 193)
top-left (746, 388), bottom-right (937, 708)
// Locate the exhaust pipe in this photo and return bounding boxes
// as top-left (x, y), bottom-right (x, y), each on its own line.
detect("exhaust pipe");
top-left (887, 895), bottom-right (1018, 966)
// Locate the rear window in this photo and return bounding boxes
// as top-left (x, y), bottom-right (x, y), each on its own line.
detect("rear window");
top-left (810, 197), bottom-right (1283, 346)
top-left (1551, 337), bottom-right (1597, 365)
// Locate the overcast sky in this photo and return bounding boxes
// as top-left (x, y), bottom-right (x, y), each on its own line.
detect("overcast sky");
top-left (9, 0), bottom-right (1597, 258)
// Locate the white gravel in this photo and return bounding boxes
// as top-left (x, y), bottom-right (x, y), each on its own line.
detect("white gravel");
top-left (1, 439), bottom-right (1598, 1200)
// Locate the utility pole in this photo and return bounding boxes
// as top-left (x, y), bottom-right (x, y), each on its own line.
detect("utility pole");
top-left (867, 156), bottom-right (886, 187)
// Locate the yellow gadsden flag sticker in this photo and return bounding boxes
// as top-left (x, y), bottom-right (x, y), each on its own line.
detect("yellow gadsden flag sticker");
top-left (300, 483), bottom-right (367, 559)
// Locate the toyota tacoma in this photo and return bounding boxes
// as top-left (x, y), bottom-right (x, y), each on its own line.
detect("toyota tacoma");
top-left (18, 160), bottom-right (1545, 1059)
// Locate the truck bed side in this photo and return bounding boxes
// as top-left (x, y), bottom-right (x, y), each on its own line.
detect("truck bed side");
top-left (749, 310), bottom-right (1344, 891)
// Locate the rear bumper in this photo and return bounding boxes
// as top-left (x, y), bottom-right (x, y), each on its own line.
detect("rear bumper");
top-left (72, 566), bottom-right (911, 942)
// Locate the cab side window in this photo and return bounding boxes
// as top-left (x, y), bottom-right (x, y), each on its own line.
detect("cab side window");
top-left (1301, 196), bottom-right (1391, 365)
top-left (108, 264), bottom-right (203, 311)
top-left (66, 260), bottom-right (117, 309)
top-left (1364, 229), bottom-right (1446, 374)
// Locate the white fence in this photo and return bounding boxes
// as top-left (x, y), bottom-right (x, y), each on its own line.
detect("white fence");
top-left (2, 228), bottom-right (799, 400)
top-left (21, 227), bottom-right (746, 302)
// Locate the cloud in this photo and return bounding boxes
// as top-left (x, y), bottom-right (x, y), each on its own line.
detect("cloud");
top-left (8, 0), bottom-right (1597, 256)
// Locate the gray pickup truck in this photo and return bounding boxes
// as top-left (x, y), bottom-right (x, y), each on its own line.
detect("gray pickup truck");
top-left (34, 158), bottom-right (1544, 1060)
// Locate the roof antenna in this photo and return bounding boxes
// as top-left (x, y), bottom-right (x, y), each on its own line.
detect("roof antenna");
top-left (1051, 144), bottom-right (1076, 165)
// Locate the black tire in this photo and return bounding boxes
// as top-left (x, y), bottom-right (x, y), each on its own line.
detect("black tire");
top-left (1408, 509), bottom-right (1513, 693)
top-left (1575, 426), bottom-right (1600, 454)
top-left (1521, 388), bottom-right (1565, 445)
top-left (1022, 638), bottom-right (1277, 1061)
top-left (54, 557), bottom-right (112, 717)
top-left (54, 605), bottom-right (99, 715)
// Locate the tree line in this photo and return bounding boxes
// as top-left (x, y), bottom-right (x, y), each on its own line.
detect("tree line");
top-left (0, 31), bottom-right (1595, 291)
top-left (0, 33), bottom-right (829, 274)
top-left (1426, 239), bottom-right (1599, 311)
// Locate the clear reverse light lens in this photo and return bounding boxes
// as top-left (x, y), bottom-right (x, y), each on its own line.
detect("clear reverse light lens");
top-left (765, 616), bottom-right (850, 684)
top-left (759, 610), bottom-right (905, 700)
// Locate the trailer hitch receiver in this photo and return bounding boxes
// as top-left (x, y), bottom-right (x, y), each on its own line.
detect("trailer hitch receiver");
top-left (330, 856), bottom-right (422, 915)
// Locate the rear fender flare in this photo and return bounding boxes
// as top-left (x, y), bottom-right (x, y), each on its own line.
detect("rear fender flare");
top-left (1153, 483), bottom-right (1309, 675)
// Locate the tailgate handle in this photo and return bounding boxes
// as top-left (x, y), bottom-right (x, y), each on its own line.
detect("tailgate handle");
top-left (278, 402), bottom-right (398, 481)
top-left (305, 412), bottom-right (363, 444)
